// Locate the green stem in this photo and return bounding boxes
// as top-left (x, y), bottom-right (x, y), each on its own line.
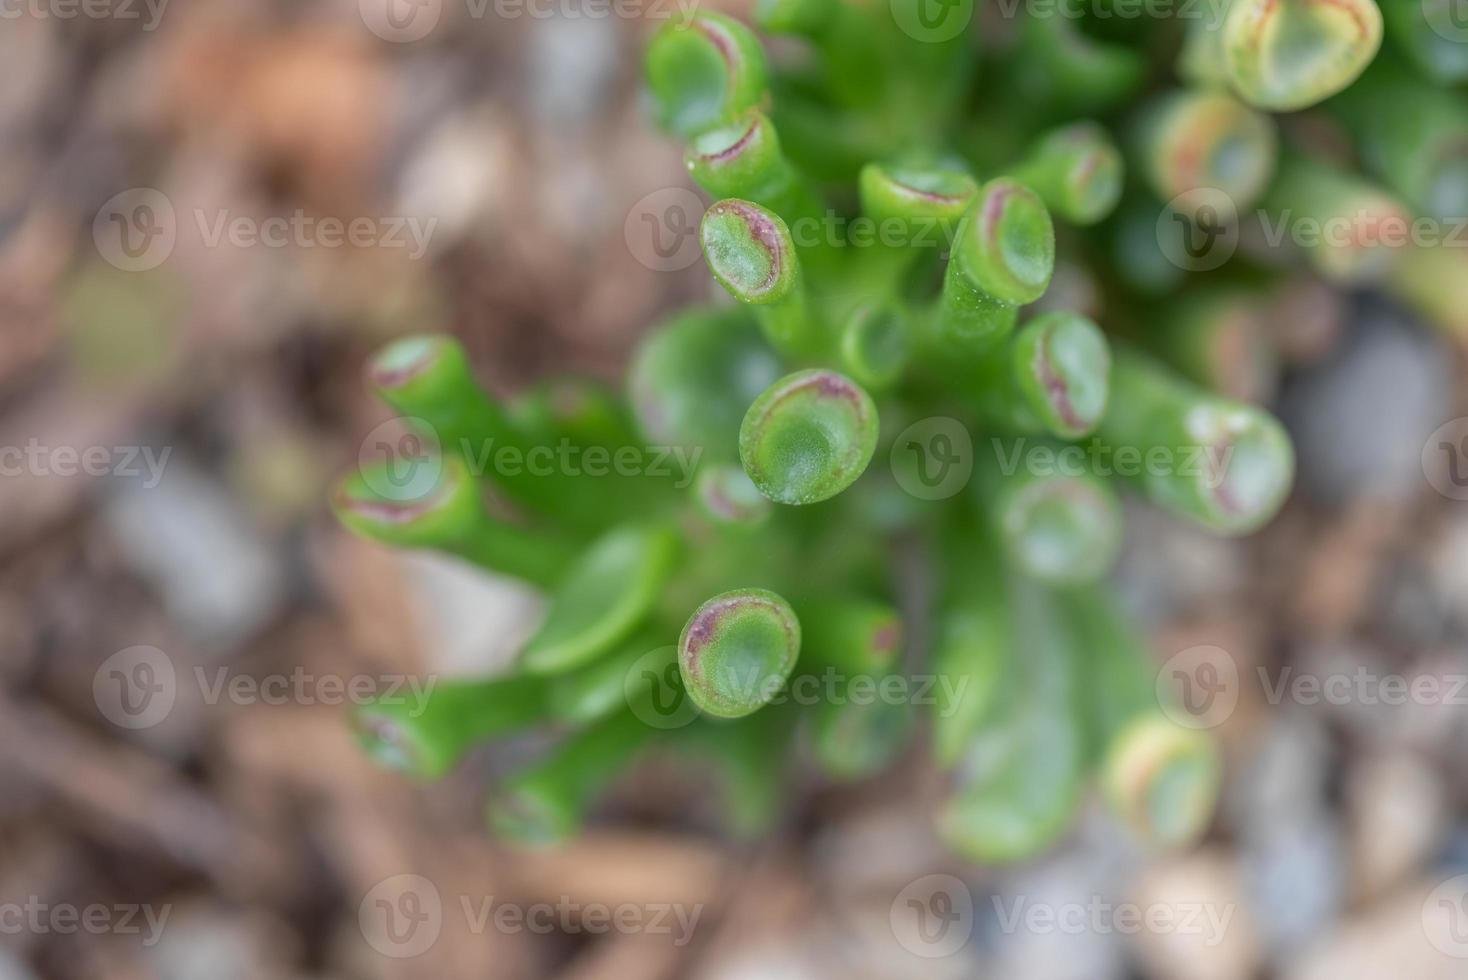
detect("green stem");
top-left (1062, 586), bottom-right (1222, 849)
top-left (1263, 156), bottom-right (1411, 283)
top-left (1095, 347), bottom-right (1294, 535)
top-left (354, 673), bottom-right (552, 779)
top-left (937, 575), bottom-right (1085, 864)
top-left (976, 442), bottom-right (1124, 586)
top-left (685, 708), bottom-right (797, 836)
top-left (932, 179), bottom-right (1055, 353)
top-left (1007, 122), bottom-right (1124, 226)
top-left (964, 311), bottom-right (1112, 440)
top-left (1333, 57), bottom-right (1468, 221)
top-left (487, 709), bottom-right (659, 846)
top-left (333, 456), bottom-right (575, 587)
top-left (700, 200), bottom-right (826, 360)
top-left (794, 595), bottom-right (902, 676)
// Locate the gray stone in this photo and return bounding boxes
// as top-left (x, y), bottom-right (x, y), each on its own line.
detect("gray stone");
top-left (1280, 299), bottom-right (1453, 505)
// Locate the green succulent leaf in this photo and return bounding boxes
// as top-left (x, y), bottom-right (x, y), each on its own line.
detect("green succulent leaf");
top-left (1222, 0), bottom-right (1383, 111)
top-left (520, 524), bottom-right (682, 674)
top-left (678, 588), bottom-right (801, 719)
top-left (739, 369), bottom-right (879, 506)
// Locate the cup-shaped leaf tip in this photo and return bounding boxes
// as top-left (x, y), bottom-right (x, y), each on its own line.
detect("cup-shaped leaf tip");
top-left (1012, 311), bottom-right (1112, 439)
top-left (1222, 0), bottom-right (1383, 111)
top-left (686, 110), bottom-right (781, 195)
top-left (646, 12), bottom-right (769, 137)
top-left (1143, 90), bottom-right (1277, 211)
top-left (351, 706), bottom-right (440, 777)
top-left (1104, 715), bottom-right (1221, 849)
top-left (858, 163), bottom-right (979, 227)
top-left (1019, 123), bottom-right (1124, 226)
top-left (739, 369), bottom-right (879, 505)
top-left (332, 454), bottom-right (475, 548)
top-left (696, 463), bottom-right (773, 524)
top-left (700, 199), bottom-right (800, 304)
top-left (679, 588), bottom-right (801, 719)
top-left (954, 179), bottom-right (1056, 306)
top-left (1175, 400), bottom-right (1295, 534)
top-left (999, 473), bottom-right (1123, 584)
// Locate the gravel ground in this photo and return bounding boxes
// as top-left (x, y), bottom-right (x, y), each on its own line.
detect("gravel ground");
top-left (3, 4), bottom-right (1468, 979)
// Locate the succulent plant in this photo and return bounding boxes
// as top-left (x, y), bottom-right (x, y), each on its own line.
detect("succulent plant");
top-left (333, 0), bottom-right (1460, 860)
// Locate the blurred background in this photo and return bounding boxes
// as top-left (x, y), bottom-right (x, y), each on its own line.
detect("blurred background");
top-left (4, 1), bottom-right (1468, 978)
